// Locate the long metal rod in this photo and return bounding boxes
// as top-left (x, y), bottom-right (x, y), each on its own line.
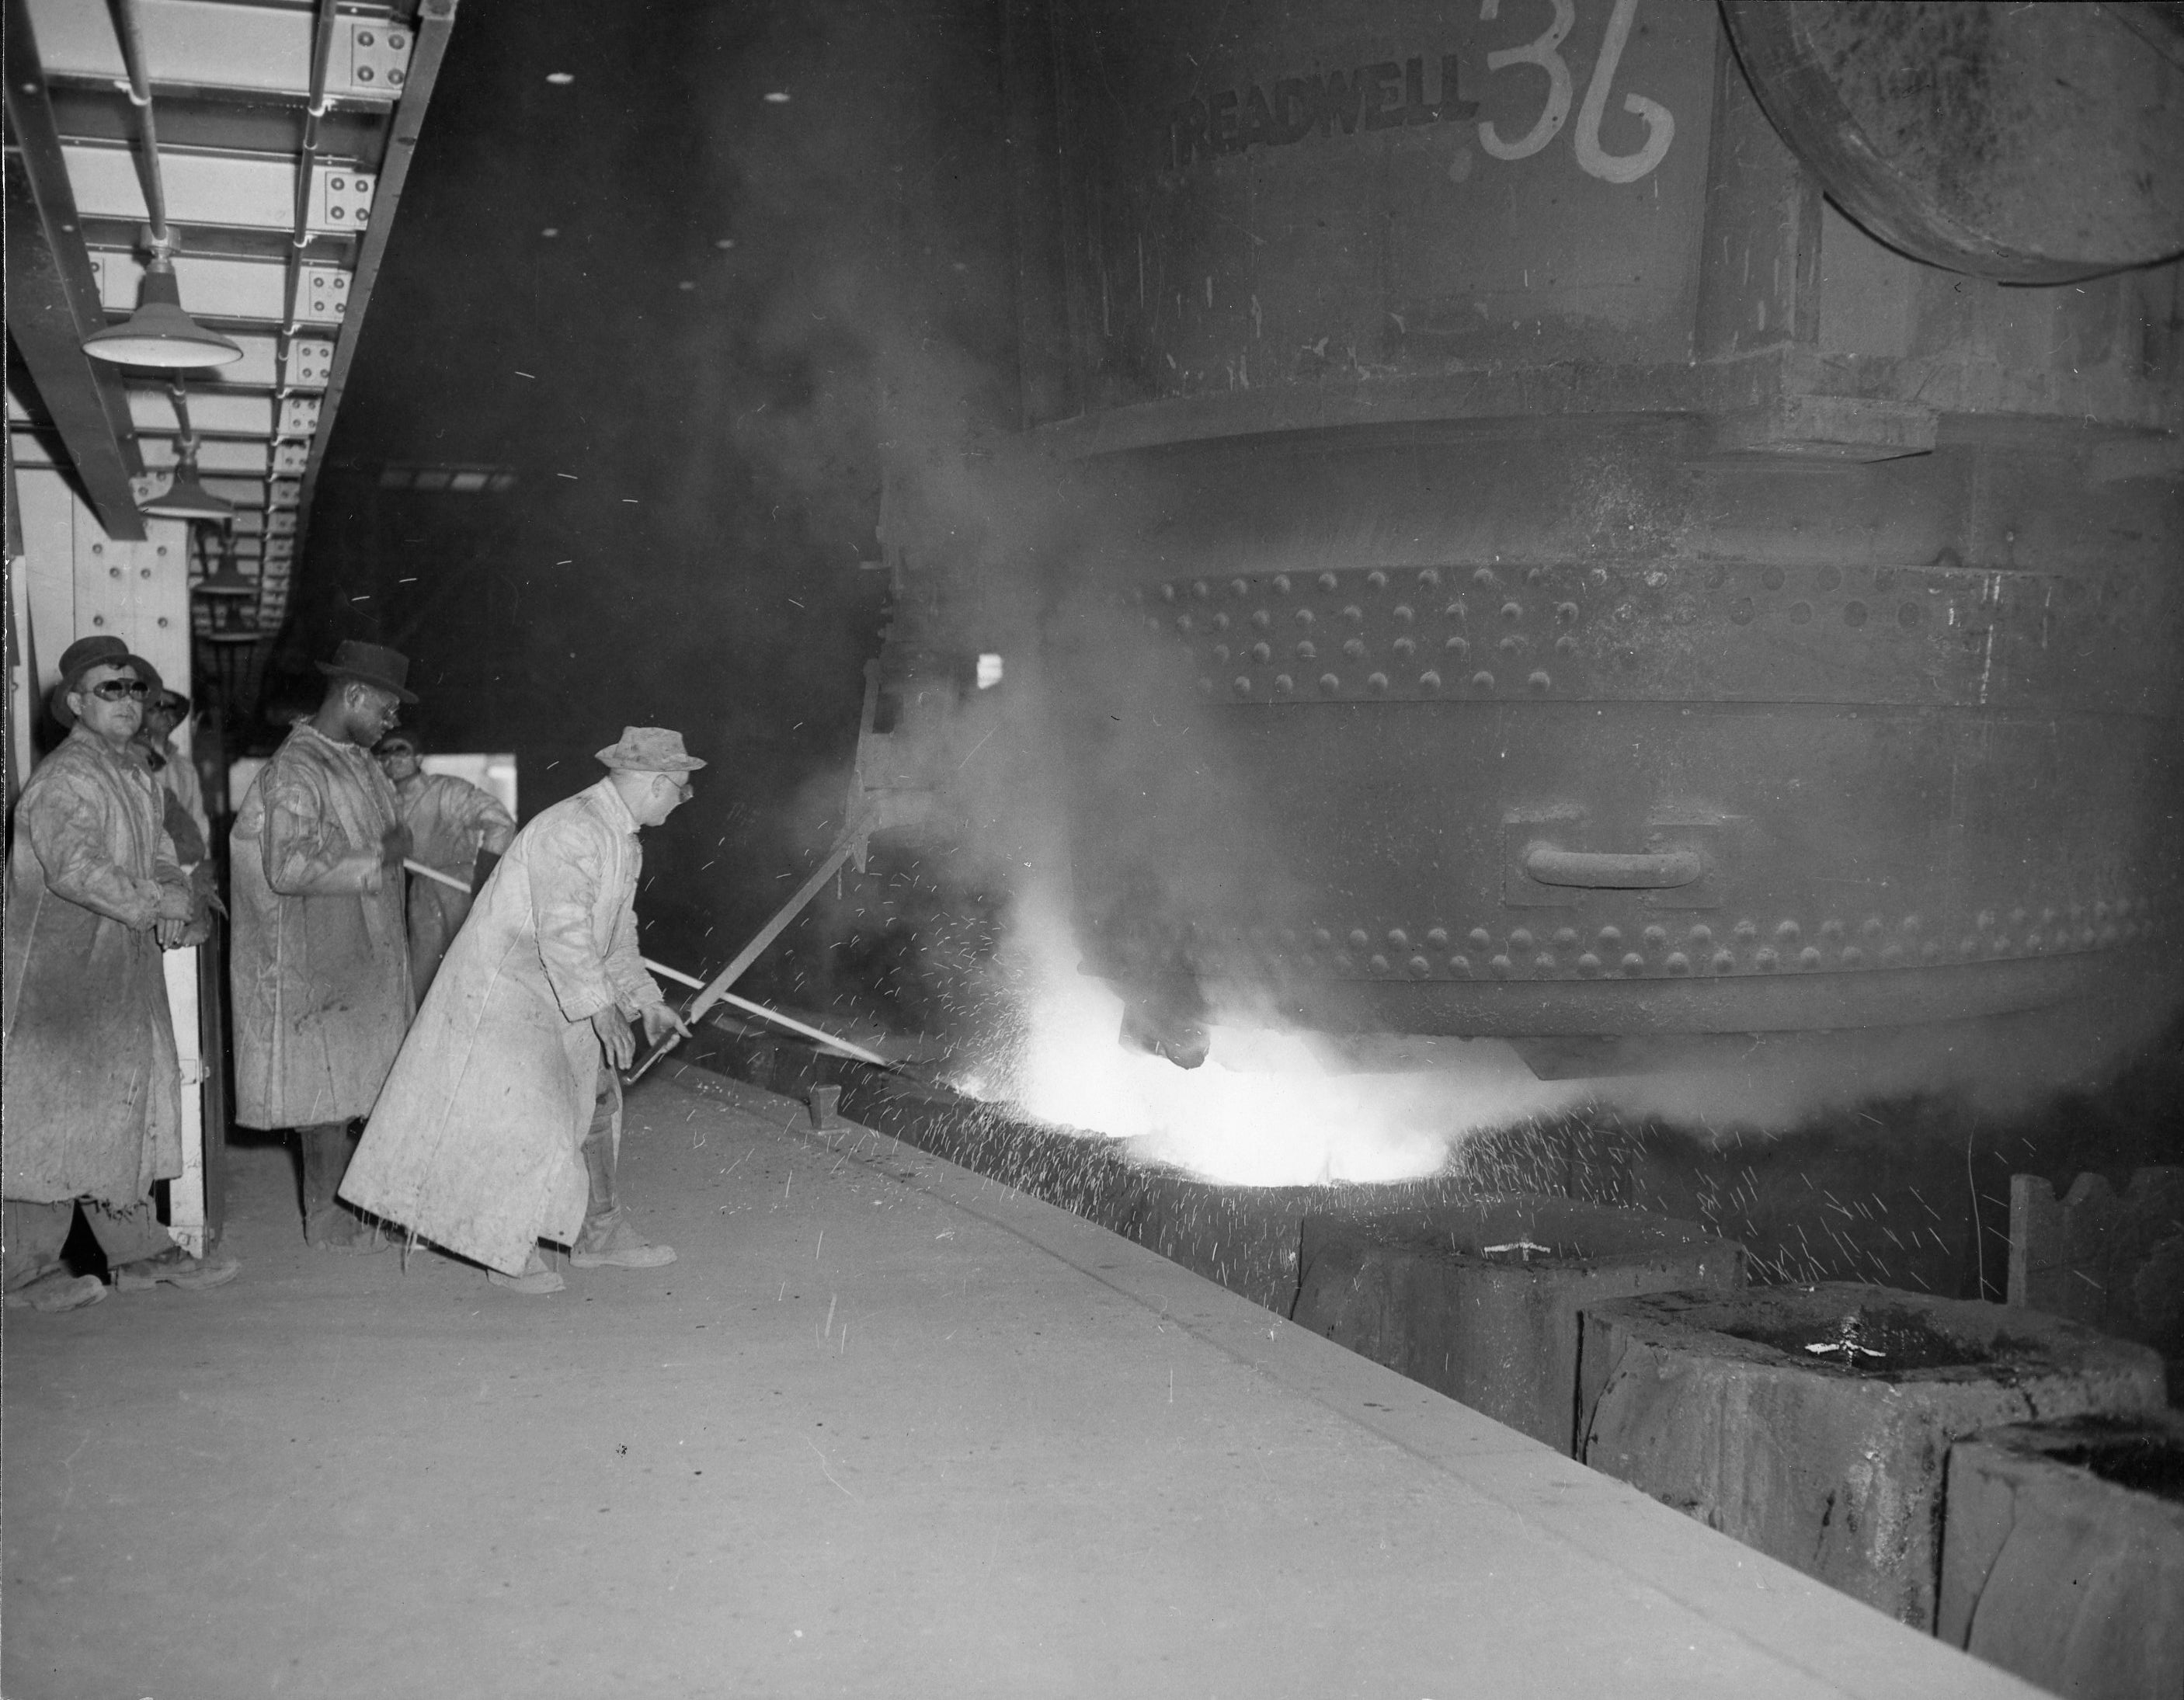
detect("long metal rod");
top-left (110, 0), bottom-right (170, 242)
top-left (282, 0), bottom-right (340, 335)
top-left (637, 959), bottom-right (891, 1068)
top-left (401, 854), bottom-right (890, 1071)
top-left (292, 0), bottom-right (339, 245)
top-left (626, 805), bottom-right (875, 1082)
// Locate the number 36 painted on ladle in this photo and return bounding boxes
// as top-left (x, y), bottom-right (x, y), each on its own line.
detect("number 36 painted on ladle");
top-left (1477, 0), bottom-right (1676, 183)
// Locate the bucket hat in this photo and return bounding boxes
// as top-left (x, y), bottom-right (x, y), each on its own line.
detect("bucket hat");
top-left (595, 726), bottom-right (705, 771)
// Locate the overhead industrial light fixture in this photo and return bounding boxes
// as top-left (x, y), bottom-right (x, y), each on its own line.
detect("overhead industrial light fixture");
top-left (142, 381), bottom-right (235, 520)
top-left (143, 442), bottom-right (234, 520)
top-left (202, 591), bottom-right (265, 643)
top-left (83, 238), bottom-right (242, 368)
top-left (192, 530), bottom-right (256, 598)
top-left (80, 0), bottom-right (241, 367)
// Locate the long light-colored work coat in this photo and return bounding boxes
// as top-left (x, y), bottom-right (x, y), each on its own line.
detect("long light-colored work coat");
top-left (2, 727), bottom-right (188, 1206)
top-left (340, 777), bottom-right (664, 1274)
top-left (395, 770), bottom-right (516, 998)
top-left (230, 721), bottom-right (412, 1128)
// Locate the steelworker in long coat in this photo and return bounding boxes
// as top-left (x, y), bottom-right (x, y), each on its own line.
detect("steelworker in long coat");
top-left (341, 727), bottom-right (698, 1295)
top-left (374, 732), bottom-right (516, 999)
top-left (230, 640), bottom-right (417, 1250)
top-left (4, 636), bottom-right (239, 1311)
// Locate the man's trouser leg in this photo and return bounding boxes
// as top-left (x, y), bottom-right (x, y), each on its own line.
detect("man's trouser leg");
top-left (2, 1200), bottom-right (77, 1292)
top-left (2, 1200), bottom-right (113, 1310)
top-left (300, 1121), bottom-right (365, 1247)
top-left (572, 1071), bottom-right (674, 1267)
top-left (576, 1072), bottom-right (622, 1248)
top-left (84, 1199), bottom-right (176, 1267)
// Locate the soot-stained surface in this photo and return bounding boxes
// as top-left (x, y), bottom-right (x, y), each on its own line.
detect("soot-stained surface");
top-left (4, 1073), bottom-right (2040, 1699)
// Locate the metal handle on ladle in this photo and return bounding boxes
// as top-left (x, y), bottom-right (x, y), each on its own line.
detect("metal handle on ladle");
top-left (1521, 843), bottom-right (1706, 890)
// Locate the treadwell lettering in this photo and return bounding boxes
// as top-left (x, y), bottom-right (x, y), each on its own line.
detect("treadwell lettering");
top-left (1169, 54), bottom-right (1476, 170)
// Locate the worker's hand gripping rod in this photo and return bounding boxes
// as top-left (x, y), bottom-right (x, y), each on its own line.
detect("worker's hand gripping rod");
top-left (403, 848), bottom-right (889, 1075)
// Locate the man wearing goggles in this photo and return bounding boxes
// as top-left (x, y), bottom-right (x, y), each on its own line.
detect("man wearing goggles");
top-left (4, 637), bottom-right (240, 1311)
top-left (135, 687), bottom-right (212, 867)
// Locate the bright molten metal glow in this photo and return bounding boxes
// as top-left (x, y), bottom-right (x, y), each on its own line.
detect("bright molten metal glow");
top-left (970, 890), bottom-right (1584, 1187)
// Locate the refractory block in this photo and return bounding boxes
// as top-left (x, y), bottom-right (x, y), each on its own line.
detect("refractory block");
top-left (1292, 1194), bottom-right (1744, 1452)
top-left (1576, 1284), bottom-right (2166, 1629)
top-left (1939, 1414), bottom-right (2184, 1700)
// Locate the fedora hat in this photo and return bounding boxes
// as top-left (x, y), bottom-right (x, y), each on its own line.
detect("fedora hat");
top-left (595, 726), bottom-right (706, 772)
top-left (50, 636), bottom-right (161, 728)
top-left (315, 638), bottom-right (418, 704)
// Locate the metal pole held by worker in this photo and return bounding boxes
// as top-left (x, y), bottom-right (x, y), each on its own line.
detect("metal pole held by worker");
top-left (623, 804), bottom-right (877, 1083)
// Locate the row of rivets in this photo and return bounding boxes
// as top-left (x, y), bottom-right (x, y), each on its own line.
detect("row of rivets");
top-left (1198, 631), bottom-right (1577, 655)
top-left (1161, 595), bottom-right (1938, 644)
top-left (1207, 669), bottom-right (1556, 697)
top-left (1152, 902), bottom-right (2165, 978)
top-left (1136, 560), bottom-right (2115, 610)
top-left (1163, 603), bottom-right (1580, 632)
top-left (1133, 562), bottom-right (2152, 704)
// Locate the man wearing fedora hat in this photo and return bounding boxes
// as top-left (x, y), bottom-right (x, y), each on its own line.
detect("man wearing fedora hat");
top-left (343, 728), bottom-right (701, 1293)
top-left (230, 639), bottom-right (419, 1250)
top-left (5, 636), bottom-right (239, 1310)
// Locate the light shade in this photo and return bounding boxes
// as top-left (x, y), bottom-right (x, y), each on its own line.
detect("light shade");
top-left (193, 549), bottom-right (256, 597)
top-left (83, 256), bottom-right (242, 368)
top-left (142, 450), bottom-right (235, 522)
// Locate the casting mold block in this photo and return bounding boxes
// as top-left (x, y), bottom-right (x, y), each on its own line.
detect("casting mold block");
top-left (1576, 1284), bottom-right (2167, 1629)
top-left (1939, 1413), bottom-right (2184, 1698)
top-left (1292, 1195), bottom-right (1745, 1451)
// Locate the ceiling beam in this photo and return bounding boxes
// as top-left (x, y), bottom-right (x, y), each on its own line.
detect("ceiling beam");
top-left (4, 0), bottom-right (146, 541)
top-left (298, 0), bottom-right (459, 541)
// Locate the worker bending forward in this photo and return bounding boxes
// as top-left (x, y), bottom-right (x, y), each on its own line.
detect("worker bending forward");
top-left (342, 727), bottom-right (697, 1294)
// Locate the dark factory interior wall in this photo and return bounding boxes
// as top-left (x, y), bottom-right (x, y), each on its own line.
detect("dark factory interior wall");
top-left (247, 0), bottom-right (2181, 1375)
top-left (266, 0), bottom-right (1021, 988)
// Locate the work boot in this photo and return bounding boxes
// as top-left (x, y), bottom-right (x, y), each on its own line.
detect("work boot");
top-left (304, 1206), bottom-right (382, 1252)
top-left (570, 1104), bottom-right (673, 1267)
top-left (570, 1211), bottom-right (676, 1269)
top-left (4, 1272), bottom-right (110, 1312)
top-left (113, 1247), bottom-right (242, 1292)
top-left (488, 1250), bottom-right (564, 1295)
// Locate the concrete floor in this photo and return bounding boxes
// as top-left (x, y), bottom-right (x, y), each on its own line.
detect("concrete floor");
top-left (3, 1066), bottom-right (2042, 1699)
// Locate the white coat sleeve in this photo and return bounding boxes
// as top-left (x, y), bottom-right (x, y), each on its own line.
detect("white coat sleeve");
top-left (603, 901), bottom-right (666, 1014)
top-left (527, 816), bottom-right (619, 1022)
top-left (463, 783), bottom-right (516, 857)
top-left (23, 767), bottom-right (165, 929)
